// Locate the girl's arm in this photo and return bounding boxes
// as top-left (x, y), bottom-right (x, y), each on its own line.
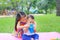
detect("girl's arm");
top-left (17, 21), bottom-right (30, 29)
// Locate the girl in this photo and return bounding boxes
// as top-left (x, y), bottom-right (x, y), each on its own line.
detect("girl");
top-left (14, 12), bottom-right (28, 38)
top-left (22, 15), bottom-right (39, 40)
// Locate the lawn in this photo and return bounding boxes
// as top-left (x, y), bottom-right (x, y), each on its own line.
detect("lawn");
top-left (0, 14), bottom-right (60, 33)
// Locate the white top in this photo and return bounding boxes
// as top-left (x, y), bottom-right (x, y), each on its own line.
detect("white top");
top-left (23, 23), bottom-right (36, 35)
top-left (24, 30), bottom-right (35, 35)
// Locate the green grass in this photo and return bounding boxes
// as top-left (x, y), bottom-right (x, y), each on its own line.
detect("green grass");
top-left (0, 14), bottom-right (60, 33)
top-left (0, 17), bottom-right (15, 33)
top-left (35, 14), bottom-right (60, 32)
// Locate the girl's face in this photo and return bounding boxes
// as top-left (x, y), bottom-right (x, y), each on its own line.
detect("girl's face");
top-left (20, 15), bottom-right (27, 22)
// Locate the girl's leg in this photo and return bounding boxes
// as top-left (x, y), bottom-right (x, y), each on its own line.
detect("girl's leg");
top-left (31, 34), bottom-right (39, 40)
top-left (18, 29), bottom-right (23, 38)
top-left (22, 34), bottom-right (31, 40)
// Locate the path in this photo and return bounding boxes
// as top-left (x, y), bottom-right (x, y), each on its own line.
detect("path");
top-left (0, 15), bottom-right (14, 17)
top-left (0, 14), bottom-right (44, 18)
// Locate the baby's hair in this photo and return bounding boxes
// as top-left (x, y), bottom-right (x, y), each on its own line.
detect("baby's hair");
top-left (27, 15), bottom-right (34, 19)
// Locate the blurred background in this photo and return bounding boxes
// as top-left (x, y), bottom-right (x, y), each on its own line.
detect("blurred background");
top-left (0, 0), bottom-right (60, 33)
top-left (0, 0), bottom-right (56, 15)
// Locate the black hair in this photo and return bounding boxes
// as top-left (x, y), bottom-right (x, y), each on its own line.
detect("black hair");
top-left (15, 12), bottom-right (26, 31)
top-left (27, 15), bottom-right (34, 19)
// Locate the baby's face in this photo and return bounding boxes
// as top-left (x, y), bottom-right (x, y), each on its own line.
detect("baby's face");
top-left (28, 17), bottom-right (34, 22)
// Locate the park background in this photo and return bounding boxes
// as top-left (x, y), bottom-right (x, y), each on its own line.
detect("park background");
top-left (0, 0), bottom-right (60, 33)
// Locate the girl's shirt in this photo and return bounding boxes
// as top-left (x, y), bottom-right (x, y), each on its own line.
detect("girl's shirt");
top-left (16, 21), bottom-right (27, 32)
top-left (20, 21), bottom-right (26, 26)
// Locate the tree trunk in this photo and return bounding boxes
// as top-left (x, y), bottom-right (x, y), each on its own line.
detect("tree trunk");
top-left (56, 0), bottom-right (60, 16)
top-left (27, 2), bottom-right (32, 15)
top-left (45, 5), bottom-right (48, 14)
top-left (45, 9), bottom-right (47, 14)
top-left (45, 8), bottom-right (48, 14)
top-left (50, 8), bottom-right (51, 14)
top-left (21, 6), bottom-right (23, 12)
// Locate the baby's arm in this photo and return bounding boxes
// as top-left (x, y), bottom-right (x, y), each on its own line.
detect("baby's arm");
top-left (23, 21), bottom-right (30, 33)
top-left (34, 22), bottom-right (37, 32)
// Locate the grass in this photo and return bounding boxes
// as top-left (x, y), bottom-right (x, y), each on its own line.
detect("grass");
top-left (0, 14), bottom-right (60, 33)
top-left (35, 14), bottom-right (60, 32)
top-left (0, 17), bottom-right (15, 33)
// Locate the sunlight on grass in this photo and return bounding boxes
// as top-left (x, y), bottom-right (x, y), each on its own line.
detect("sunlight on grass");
top-left (0, 14), bottom-right (60, 33)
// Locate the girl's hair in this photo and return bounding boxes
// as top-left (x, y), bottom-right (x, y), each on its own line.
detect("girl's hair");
top-left (27, 15), bottom-right (34, 19)
top-left (15, 12), bottom-right (26, 31)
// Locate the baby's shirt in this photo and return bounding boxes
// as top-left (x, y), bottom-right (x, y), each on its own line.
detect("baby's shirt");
top-left (29, 23), bottom-right (34, 33)
top-left (24, 23), bottom-right (36, 35)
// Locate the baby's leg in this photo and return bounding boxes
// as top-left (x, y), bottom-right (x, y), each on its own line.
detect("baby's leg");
top-left (31, 34), bottom-right (39, 40)
top-left (22, 34), bottom-right (31, 40)
top-left (18, 29), bottom-right (23, 38)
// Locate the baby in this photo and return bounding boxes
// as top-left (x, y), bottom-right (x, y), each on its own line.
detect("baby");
top-left (22, 15), bottom-right (39, 40)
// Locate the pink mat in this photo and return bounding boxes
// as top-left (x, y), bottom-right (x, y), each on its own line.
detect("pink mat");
top-left (0, 32), bottom-right (60, 40)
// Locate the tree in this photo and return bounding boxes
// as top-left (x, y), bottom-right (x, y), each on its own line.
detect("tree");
top-left (37, 0), bottom-right (56, 14)
top-left (0, 0), bottom-right (56, 15)
top-left (56, 0), bottom-right (60, 16)
top-left (37, 0), bottom-right (48, 14)
top-left (47, 0), bottom-right (56, 14)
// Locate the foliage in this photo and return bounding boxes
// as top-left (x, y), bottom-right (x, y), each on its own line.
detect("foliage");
top-left (0, 0), bottom-right (56, 14)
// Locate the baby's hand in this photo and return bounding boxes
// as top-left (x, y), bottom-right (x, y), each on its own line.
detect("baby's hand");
top-left (23, 28), bottom-right (28, 33)
top-left (24, 24), bottom-right (29, 28)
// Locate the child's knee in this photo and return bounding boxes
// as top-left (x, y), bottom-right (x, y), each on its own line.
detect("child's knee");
top-left (35, 34), bottom-right (39, 39)
top-left (22, 34), bottom-right (31, 40)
